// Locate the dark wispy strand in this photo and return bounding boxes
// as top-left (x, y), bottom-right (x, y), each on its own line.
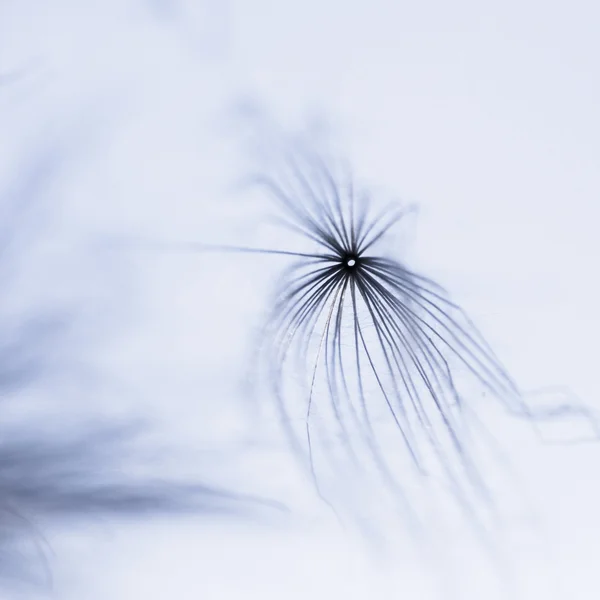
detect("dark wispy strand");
top-left (155, 134), bottom-right (600, 527)
top-left (0, 140), bottom-right (284, 591)
top-left (127, 119), bottom-right (600, 533)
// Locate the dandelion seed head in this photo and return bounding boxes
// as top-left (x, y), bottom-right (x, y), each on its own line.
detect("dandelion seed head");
top-left (174, 126), bottom-right (599, 535)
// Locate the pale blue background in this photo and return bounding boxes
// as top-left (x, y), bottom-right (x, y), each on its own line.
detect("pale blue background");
top-left (1, 1), bottom-right (599, 598)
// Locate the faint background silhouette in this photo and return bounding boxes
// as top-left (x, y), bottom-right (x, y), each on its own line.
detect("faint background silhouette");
top-left (0, 66), bottom-right (282, 597)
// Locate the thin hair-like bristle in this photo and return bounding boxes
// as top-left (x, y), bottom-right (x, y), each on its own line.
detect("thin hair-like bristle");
top-left (241, 140), bottom-right (598, 519)
top-left (146, 136), bottom-right (599, 525)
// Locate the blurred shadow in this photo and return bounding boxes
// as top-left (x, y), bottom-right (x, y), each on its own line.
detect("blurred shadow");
top-left (0, 137), bottom-right (79, 399)
top-left (0, 417), bottom-right (278, 517)
top-left (0, 416), bottom-right (283, 583)
top-left (0, 97), bottom-right (284, 592)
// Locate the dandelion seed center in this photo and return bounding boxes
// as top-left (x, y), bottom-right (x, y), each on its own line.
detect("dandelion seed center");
top-left (341, 253), bottom-right (360, 269)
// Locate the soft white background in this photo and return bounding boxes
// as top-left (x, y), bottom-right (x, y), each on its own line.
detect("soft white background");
top-left (1, 1), bottom-right (600, 598)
